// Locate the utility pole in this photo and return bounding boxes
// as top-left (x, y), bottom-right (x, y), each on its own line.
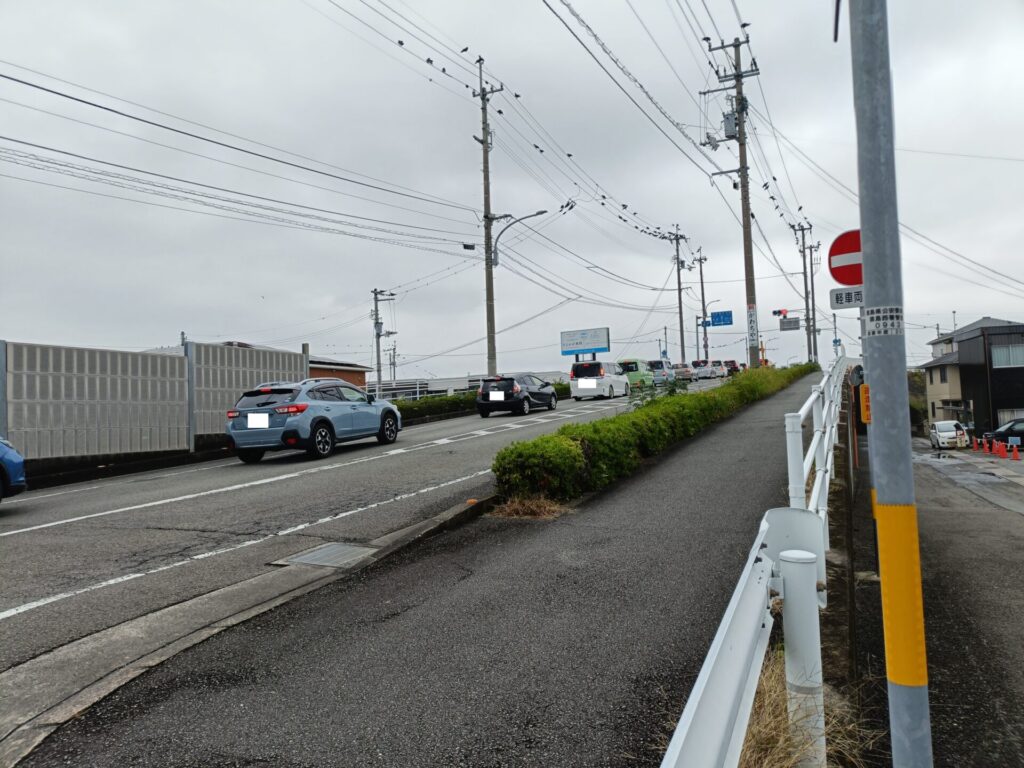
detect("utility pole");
top-left (474, 56), bottom-right (504, 377)
top-left (387, 343), bottom-right (397, 384)
top-left (849, 1), bottom-right (933, 764)
top-left (794, 223), bottom-right (814, 362)
top-left (693, 247), bottom-right (710, 361)
top-left (670, 225), bottom-right (689, 361)
top-left (663, 326), bottom-right (669, 359)
top-left (371, 288), bottom-right (396, 398)
top-left (809, 240), bottom-right (821, 361)
top-left (694, 316), bottom-right (700, 360)
top-left (703, 37), bottom-right (761, 369)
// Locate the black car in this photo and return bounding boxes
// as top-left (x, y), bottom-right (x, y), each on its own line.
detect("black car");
top-left (983, 417), bottom-right (1024, 445)
top-left (477, 374), bottom-right (557, 417)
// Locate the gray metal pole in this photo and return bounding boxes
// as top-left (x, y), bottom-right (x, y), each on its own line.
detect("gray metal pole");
top-left (476, 58), bottom-right (503, 377)
top-left (809, 243), bottom-right (820, 361)
top-left (799, 225), bottom-right (813, 362)
top-left (734, 39), bottom-right (759, 369)
top-left (674, 228), bottom-right (686, 361)
top-left (849, 2), bottom-right (933, 764)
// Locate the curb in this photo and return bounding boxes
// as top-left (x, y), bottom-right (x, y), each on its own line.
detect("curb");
top-left (0, 494), bottom-right (497, 768)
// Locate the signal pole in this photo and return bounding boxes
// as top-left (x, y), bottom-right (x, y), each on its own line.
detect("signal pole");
top-left (794, 223), bottom-right (813, 362)
top-left (849, 1), bottom-right (933, 763)
top-left (809, 240), bottom-right (821, 361)
top-left (371, 288), bottom-right (396, 398)
top-left (703, 37), bottom-right (761, 368)
top-left (474, 56), bottom-right (504, 377)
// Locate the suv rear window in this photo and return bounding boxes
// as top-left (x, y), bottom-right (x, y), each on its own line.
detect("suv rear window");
top-left (648, 360), bottom-right (664, 370)
top-left (620, 361), bottom-right (639, 373)
top-left (571, 362), bottom-right (605, 378)
top-left (235, 388), bottom-right (299, 409)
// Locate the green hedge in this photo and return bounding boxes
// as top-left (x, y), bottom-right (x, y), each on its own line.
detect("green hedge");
top-left (493, 364), bottom-right (819, 501)
top-left (394, 392), bottom-right (476, 420)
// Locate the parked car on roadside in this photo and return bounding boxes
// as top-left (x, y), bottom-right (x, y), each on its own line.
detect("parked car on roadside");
top-left (0, 436), bottom-right (27, 504)
top-left (691, 360), bottom-right (715, 380)
top-left (618, 358), bottom-right (655, 390)
top-left (724, 360), bottom-right (740, 375)
top-left (226, 378), bottom-right (401, 464)
top-left (477, 373), bottom-right (556, 417)
top-left (569, 360), bottom-right (630, 400)
top-left (647, 359), bottom-right (676, 386)
top-left (983, 417), bottom-right (1024, 446)
top-left (709, 360), bottom-right (729, 378)
top-left (673, 362), bottom-right (694, 381)
top-left (929, 420), bottom-right (968, 449)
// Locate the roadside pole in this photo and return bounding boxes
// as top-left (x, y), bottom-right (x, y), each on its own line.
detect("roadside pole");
top-left (848, 2), bottom-right (933, 764)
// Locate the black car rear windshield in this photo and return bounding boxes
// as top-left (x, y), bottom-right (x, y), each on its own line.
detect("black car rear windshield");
top-left (481, 377), bottom-right (515, 391)
top-left (572, 362), bottom-right (605, 377)
top-left (235, 388), bottom-right (299, 409)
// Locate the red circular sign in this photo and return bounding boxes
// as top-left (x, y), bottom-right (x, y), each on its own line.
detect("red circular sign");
top-left (828, 229), bottom-right (862, 286)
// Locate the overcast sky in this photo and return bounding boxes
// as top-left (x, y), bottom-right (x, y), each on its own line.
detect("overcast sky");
top-left (1, 0), bottom-right (1021, 379)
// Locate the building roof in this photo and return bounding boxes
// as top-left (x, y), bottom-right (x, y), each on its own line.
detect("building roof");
top-left (308, 355), bottom-right (373, 372)
top-left (927, 317), bottom-right (1021, 346)
top-left (920, 351), bottom-right (959, 369)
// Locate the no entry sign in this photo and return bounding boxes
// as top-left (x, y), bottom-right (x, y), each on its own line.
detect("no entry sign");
top-left (828, 230), bottom-right (862, 286)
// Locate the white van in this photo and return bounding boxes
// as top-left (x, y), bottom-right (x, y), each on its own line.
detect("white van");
top-left (569, 361), bottom-right (631, 400)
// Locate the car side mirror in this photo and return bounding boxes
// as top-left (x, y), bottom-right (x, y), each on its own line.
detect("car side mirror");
top-left (367, 394), bottom-right (376, 403)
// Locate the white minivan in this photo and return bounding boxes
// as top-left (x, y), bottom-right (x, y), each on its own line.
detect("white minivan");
top-left (569, 361), bottom-right (631, 400)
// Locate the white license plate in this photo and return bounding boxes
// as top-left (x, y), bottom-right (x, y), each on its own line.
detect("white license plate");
top-left (247, 413), bottom-right (269, 429)
top-left (579, 379), bottom-right (597, 389)
top-left (489, 391), bottom-right (505, 401)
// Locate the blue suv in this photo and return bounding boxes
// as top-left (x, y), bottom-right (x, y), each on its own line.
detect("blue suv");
top-left (226, 378), bottom-right (402, 464)
top-left (0, 436), bottom-right (27, 504)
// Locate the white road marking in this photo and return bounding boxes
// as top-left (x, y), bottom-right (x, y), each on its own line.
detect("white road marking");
top-left (0, 469), bottom-right (493, 622)
top-left (1, 404), bottom-right (625, 537)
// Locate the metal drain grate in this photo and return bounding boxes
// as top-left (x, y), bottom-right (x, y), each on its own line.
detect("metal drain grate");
top-left (278, 542), bottom-right (377, 569)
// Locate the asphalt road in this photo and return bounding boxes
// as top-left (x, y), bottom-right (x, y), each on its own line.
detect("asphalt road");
top-left (20, 375), bottom-right (812, 768)
top-left (0, 381), bottom-right (722, 672)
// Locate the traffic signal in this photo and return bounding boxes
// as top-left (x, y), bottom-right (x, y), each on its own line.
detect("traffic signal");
top-left (771, 309), bottom-right (789, 317)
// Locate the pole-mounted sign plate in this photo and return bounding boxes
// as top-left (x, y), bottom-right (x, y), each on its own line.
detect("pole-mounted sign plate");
top-left (859, 383), bottom-right (871, 423)
top-left (828, 230), bottom-right (863, 286)
top-left (746, 305), bottom-right (758, 345)
top-left (710, 310), bottom-right (733, 327)
top-left (560, 327), bottom-right (611, 356)
top-left (779, 317), bottom-right (801, 332)
top-left (830, 286), bottom-right (864, 310)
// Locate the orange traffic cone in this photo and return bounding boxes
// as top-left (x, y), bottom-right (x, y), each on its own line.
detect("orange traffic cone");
top-left (983, 439), bottom-right (990, 453)
top-left (1013, 445), bottom-right (1021, 461)
top-left (998, 442), bottom-right (1008, 459)
top-left (972, 437), bottom-right (979, 451)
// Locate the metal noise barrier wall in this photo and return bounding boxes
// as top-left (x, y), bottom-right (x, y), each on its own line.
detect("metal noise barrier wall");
top-left (3, 342), bottom-right (189, 460)
top-left (188, 342), bottom-right (306, 439)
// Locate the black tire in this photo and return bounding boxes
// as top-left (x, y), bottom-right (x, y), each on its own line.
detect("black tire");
top-left (607, 386), bottom-right (614, 399)
top-left (625, 384), bottom-right (631, 397)
top-left (478, 408), bottom-right (491, 418)
top-left (307, 422), bottom-right (335, 459)
top-left (377, 411), bottom-right (399, 444)
top-left (573, 396), bottom-right (581, 402)
top-left (548, 394), bottom-right (557, 411)
top-left (237, 449), bottom-right (265, 464)
top-left (519, 397), bottom-right (531, 416)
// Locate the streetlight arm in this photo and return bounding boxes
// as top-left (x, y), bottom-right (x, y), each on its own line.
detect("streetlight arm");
top-left (492, 209), bottom-right (548, 266)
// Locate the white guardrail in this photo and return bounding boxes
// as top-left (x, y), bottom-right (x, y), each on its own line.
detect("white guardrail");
top-left (661, 357), bottom-right (847, 768)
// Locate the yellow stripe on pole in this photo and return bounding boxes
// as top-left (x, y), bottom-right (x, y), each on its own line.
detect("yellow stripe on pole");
top-left (873, 494), bottom-right (929, 687)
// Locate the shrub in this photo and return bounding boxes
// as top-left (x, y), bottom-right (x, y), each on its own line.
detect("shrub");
top-left (492, 364), bottom-right (819, 501)
top-left (552, 381), bottom-right (571, 399)
top-left (393, 392), bottom-right (476, 420)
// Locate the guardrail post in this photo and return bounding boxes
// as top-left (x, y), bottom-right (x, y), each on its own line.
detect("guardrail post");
top-left (812, 385), bottom-right (826, 472)
top-left (786, 412), bottom-right (805, 509)
top-left (781, 549), bottom-right (826, 767)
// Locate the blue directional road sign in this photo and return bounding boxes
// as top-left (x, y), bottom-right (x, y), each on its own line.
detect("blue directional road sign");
top-left (701, 320), bottom-right (712, 327)
top-left (710, 310), bottom-right (733, 327)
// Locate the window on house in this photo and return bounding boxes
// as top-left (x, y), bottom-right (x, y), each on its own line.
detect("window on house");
top-left (931, 402), bottom-right (936, 417)
top-left (939, 366), bottom-right (948, 383)
top-left (992, 344), bottom-right (1024, 368)
top-left (928, 368), bottom-right (933, 385)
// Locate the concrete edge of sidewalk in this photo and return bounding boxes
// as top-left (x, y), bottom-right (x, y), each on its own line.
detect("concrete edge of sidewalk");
top-left (0, 494), bottom-right (499, 768)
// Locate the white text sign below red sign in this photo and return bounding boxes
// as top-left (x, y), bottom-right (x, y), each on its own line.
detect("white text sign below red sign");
top-left (828, 230), bottom-right (862, 286)
top-left (830, 287), bottom-right (864, 310)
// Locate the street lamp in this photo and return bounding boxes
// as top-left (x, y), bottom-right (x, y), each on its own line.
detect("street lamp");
top-left (482, 209), bottom-right (547, 377)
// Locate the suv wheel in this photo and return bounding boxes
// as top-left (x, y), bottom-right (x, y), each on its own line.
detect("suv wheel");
top-left (478, 407), bottom-right (491, 418)
top-left (377, 412), bottom-right (399, 444)
top-left (548, 394), bottom-right (557, 411)
top-left (237, 449), bottom-right (265, 464)
top-left (625, 384), bottom-right (630, 397)
top-left (308, 422), bottom-right (335, 459)
top-left (519, 397), bottom-right (531, 415)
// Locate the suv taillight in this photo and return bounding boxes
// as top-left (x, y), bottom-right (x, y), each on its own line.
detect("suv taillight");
top-left (599, 367), bottom-right (605, 377)
top-left (274, 403), bottom-right (309, 415)
top-left (569, 370), bottom-right (575, 379)
top-left (227, 410), bottom-right (240, 419)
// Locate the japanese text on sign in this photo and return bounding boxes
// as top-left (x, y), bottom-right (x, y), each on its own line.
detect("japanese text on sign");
top-left (863, 306), bottom-right (904, 337)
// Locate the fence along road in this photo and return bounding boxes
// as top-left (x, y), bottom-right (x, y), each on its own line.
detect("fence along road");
top-left (661, 356), bottom-right (847, 768)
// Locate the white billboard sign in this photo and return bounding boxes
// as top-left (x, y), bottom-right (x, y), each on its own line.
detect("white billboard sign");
top-left (560, 327), bottom-right (611, 356)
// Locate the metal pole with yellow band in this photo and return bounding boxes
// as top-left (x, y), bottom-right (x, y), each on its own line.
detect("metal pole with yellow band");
top-left (848, 1), bottom-right (933, 764)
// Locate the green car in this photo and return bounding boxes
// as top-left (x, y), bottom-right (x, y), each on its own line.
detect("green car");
top-left (617, 358), bottom-right (655, 389)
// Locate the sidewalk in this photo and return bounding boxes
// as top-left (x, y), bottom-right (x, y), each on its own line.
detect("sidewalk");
top-left (856, 440), bottom-right (1024, 766)
top-left (22, 378), bottom-right (816, 767)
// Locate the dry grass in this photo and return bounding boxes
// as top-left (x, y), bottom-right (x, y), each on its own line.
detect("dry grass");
top-left (739, 649), bottom-right (883, 768)
top-left (490, 496), bottom-right (566, 519)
